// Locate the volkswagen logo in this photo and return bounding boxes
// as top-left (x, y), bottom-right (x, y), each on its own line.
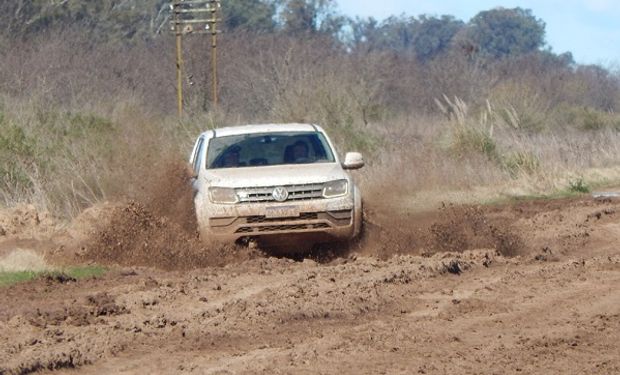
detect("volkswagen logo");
top-left (272, 187), bottom-right (289, 202)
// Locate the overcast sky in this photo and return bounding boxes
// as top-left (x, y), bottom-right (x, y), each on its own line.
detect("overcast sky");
top-left (336, 0), bottom-right (620, 66)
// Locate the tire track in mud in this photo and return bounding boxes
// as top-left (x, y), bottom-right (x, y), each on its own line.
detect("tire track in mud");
top-left (0, 251), bottom-right (507, 375)
top-left (3, 253), bottom-right (619, 374)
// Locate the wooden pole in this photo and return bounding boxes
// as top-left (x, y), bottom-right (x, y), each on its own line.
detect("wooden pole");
top-left (176, 31), bottom-right (184, 117)
top-left (174, 1), bottom-right (184, 117)
top-left (211, 28), bottom-right (217, 108)
top-left (210, 1), bottom-right (218, 109)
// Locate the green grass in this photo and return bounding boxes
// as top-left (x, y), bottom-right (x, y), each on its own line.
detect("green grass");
top-left (0, 271), bottom-right (40, 287)
top-left (65, 265), bottom-right (108, 279)
top-left (568, 177), bottom-right (591, 194)
top-left (482, 175), bottom-right (620, 207)
top-left (0, 265), bottom-right (107, 287)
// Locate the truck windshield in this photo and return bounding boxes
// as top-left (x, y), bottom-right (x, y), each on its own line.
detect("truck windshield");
top-left (207, 131), bottom-right (335, 169)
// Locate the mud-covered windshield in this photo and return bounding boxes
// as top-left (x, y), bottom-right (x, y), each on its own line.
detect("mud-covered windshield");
top-left (207, 131), bottom-right (335, 169)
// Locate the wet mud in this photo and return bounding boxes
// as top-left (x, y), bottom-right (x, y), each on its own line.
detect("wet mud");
top-left (2, 165), bottom-right (620, 374)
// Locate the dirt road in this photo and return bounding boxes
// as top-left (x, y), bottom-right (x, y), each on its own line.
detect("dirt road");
top-left (1, 196), bottom-right (620, 374)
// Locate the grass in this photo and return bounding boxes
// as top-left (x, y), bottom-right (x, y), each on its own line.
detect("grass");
top-left (2, 33), bottom-right (620, 223)
top-left (481, 175), bottom-right (620, 206)
top-left (568, 178), bottom-right (591, 193)
top-left (0, 265), bottom-right (107, 287)
top-left (496, 190), bottom-right (586, 204)
top-left (0, 271), bottom-right (40, 287)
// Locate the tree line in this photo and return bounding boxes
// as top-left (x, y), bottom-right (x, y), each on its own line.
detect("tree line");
top-left (2, 0), bottom-right (572, 65)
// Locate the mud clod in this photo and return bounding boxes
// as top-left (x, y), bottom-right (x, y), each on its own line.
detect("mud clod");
top-left (443, 260), bottom-right (463, 275)
top-left (87, 293), bottom-right (128, 317)
top-left (43, 273), bottom-right (77, 284)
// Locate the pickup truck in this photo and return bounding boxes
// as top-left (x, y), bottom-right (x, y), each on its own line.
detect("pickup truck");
top-left (189, 123), bottom-right (364, 250)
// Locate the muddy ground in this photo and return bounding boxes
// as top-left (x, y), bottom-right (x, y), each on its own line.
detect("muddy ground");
top-left (1, 176), bottom-right (620, 374)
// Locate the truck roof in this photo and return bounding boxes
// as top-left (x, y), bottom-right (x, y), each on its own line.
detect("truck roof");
top-left (201, 123), bottom-right (323, 138)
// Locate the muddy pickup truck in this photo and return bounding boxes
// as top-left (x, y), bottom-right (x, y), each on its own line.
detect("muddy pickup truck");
top-left (189, 123), bottom-right (364, 249)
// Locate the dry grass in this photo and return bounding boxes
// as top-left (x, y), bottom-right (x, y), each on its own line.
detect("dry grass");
top-left (361, 99), bottom-right (620, 211)
top-left (1, 30), bottom-right (620, 217)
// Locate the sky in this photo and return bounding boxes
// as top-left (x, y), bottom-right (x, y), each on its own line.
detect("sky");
top-left (336, 0), bottom-right (620, 66)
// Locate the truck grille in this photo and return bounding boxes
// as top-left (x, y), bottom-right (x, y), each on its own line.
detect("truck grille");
top-left (235, 183), bottom-right (324, 203)
top-left (246, 213), bottom-right (318, 224)
top-left (235, 223), bottom-right (330, 234)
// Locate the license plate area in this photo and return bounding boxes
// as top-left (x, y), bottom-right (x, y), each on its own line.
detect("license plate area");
top-left (265, 206), bottom-right (300, 218)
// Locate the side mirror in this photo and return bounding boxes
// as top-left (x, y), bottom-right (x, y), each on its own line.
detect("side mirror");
top-left (342, 152), bottom-right (364, 170)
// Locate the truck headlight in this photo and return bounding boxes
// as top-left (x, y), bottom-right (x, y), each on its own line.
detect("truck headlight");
top-left (208, 187), bottom-right (238, 204)
top-left (323, 179), bottom-right (348, 198)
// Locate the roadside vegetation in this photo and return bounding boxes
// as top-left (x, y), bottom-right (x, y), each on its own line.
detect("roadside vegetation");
top-left (1, 1), bottom-right (619, 216)
top-left (0, 266), bottom-right (107, 287)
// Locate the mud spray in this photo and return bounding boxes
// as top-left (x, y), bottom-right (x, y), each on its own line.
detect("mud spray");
top-left (359, 197), bottom-right (524, 259)
top-left (75, 159), bottom-right (525, 270)
top-left (80, 161), bottom-right (261, 270)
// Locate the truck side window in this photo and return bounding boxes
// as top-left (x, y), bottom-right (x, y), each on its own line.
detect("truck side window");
top-left (192, 138), bottom-right (205, 174)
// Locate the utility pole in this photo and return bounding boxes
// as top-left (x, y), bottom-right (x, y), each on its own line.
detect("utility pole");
top-left (209, 0), bottom-right (219, 109)
top-left (170, 0), bottom-right (221, 117)
top-left (173, 1), bottom-right (184, 117)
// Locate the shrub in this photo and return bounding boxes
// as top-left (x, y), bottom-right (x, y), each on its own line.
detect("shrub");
top-left (568, 178), bottom-right (590, 194)
top-left (561, 106), bottom-right (620, 131)
top-left (437, 96), bottom-right (499, 161)
top-left (501, 151), bottom-right (540, 178)
top-left (448, 125), bottom-right (498, 160)
top-left (0, 122), bottom-right (38, 195)
top-left (488, 80), bottom-right (552, 132)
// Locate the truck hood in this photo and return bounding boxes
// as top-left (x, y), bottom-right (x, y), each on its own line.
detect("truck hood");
top-left (204, 163), bottom-right (347, 188)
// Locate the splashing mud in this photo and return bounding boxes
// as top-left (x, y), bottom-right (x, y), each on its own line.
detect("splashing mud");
top-left (358, 198), bottom-right (524, 260)
top-left (0, 249), bottom-right (48, 272)
top-left (75, 159), bottom-right (529, 269)
top-left (80, 162), bottom-right (261, 270)
top-left (30, 153), bottom-right (617, 272)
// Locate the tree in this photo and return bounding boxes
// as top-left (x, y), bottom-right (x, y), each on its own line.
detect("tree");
top-left (346, 15), bottom-right (415, 53)
top-left (279, 0), bottom-right (343, 34)
top-left (347, 15), bottom-right (463, 62)
top-left (347, 16), bottom-right (378, 48)
top-left (0, 0), bottom-right (170, 41)
top-left (222, 0), bottom-right (277, 32)
top-left (411, 15), bottom-right (464, 62)
top-left (467, 7), bottom-right (546, 58)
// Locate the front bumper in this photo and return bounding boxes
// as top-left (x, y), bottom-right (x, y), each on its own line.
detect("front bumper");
top-left (196, 194), bottom-right (356, 242)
